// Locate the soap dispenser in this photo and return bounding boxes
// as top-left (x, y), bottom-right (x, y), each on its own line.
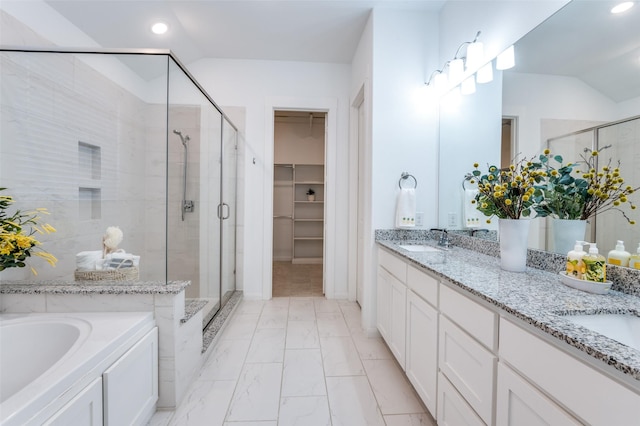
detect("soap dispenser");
top-left (566, 241), bottom-right (586, 279)
top-left (630, 243), bottom-right (640, 270)
top-left (607, 240), bottom-right (630, 267)
top-left (583, 243), bottom-right (606, 282)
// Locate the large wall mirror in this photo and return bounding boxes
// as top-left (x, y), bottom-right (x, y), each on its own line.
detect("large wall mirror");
top-left (439, 0), bottom-right (640, 261)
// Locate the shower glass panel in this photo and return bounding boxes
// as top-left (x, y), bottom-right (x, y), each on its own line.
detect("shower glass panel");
top-left (0, 50), bottom-right (169, 282)
top-left (595, 117), bottom-right (640, 252)
top-left (1, 48), bottom-right (237, 320)
top-left (166, 57), bottom-right (221, 309)
top-left (221, 117), bottom-right (237, 305)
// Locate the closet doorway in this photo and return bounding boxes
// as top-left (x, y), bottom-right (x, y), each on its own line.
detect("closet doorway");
top-left (272, 110), bottom-right (326, 297)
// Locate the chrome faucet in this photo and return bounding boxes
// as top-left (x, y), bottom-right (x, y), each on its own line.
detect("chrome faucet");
top-left (430, 228), bottom-right (450, 248)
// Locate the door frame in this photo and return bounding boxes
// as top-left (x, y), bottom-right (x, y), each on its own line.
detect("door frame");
top-left (263, 96), bottom-right (338, 300)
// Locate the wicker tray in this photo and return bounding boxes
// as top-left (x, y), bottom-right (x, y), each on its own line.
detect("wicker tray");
top-left (74, 267), bottom-right (139, 282)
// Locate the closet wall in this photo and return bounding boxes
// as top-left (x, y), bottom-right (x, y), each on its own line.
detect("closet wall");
top-left (273, 112), bottom-right (326, 263)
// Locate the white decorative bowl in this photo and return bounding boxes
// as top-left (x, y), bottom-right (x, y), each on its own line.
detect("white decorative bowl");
top-left (559, 271), bottom-right (612, 295)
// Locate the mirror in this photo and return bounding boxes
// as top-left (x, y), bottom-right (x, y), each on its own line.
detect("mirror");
top-left (438, 0), bottom-right (640, 259)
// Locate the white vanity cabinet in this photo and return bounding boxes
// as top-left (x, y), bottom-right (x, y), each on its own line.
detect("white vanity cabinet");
top-left (377, 248), bottom-right (408, 369)
top-left (499, 319), bottom-right (640, 426)
top-left (496, 363), bottom-right (580, 426)
top-left (405, 278), bottom-right (438, 415)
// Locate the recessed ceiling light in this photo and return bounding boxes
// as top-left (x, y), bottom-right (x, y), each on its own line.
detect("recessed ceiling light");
top-left (611, 2), bottom-right (634, 14)
top-left (151, 22), bottom-right (168, 35)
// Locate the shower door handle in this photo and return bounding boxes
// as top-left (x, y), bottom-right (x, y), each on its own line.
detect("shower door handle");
top-left (217, 203), bottom-right (230, 219)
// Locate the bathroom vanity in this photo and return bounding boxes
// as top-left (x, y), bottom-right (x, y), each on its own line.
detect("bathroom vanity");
top-left (376, 236), bottom-right (640, 426)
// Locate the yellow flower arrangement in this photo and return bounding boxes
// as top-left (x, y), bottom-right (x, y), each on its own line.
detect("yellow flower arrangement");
top-left (0, 188), bottom-right (57, 275)
top-left (469, 156), bottom-right (546, 220)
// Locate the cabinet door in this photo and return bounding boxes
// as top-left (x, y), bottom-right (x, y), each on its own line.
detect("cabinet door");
top-left (43, 378), bottom-right (102, 426)
top-left (376, 267), bottom-right (391, 341)
top-left (437, 372), bottom-right (485, 426)
top-left (103, 328), bottom-right (158, 426)
top-left (496, 363), bottom-right (580, 426)
top-left (406, 290), bottom-right (438, 416)
top-left (439, 316), bottom-right (496, 425)
top-left (389, 275), bottom-right (407, 370)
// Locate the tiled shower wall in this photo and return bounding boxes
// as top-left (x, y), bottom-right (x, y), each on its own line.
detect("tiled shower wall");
top-left (0, 47), bottom-right (202, 287)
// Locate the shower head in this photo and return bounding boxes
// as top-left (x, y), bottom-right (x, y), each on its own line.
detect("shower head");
top-left (173, 129), bottom-right (190, 146)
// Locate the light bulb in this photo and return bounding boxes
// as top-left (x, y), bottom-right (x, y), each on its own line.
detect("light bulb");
top-left (151, 22), bottom-right (168, 35)
top-left (611, 2), bottom-right (634, 14)
top-left (433, 72), bottom-right (448, 90)
top-left (466, 41), bottom-right (484, 70)
top-left (496, 45), bottom-right (515, 70)
top-left (476, 62), bottom-right (493, 83)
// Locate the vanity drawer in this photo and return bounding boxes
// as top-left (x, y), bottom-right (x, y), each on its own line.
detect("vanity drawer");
top-left (440, 284), bottom-right (496, 350)
top-left (378, 248), bottom-right (407, 282)
top-left (439, 316), bottom-right (496, 425)
top-left (407, 266), bottom-right (438, 307)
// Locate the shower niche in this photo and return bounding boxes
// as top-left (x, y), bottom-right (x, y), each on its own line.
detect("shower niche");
top-left (0, 48), bottom-right (238, 318)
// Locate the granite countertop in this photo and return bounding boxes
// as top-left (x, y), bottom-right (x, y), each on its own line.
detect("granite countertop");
top-left (0, 280), bottom-right (190, 295)
top-left (377, 239), bottom-right (640, 385)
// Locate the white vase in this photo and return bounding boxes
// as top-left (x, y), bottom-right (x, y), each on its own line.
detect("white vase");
top-left (498, 218), bottom-right (531, 272)
top-left (307, 194), bottom-right (315, 202)
top-left (550, 219), bottom-right (587, 255)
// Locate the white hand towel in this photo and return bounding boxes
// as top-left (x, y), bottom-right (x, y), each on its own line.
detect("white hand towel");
top-left (463, 189), bottom-right (482, 228)
top-left (395, 188), bottom-right (416, 228)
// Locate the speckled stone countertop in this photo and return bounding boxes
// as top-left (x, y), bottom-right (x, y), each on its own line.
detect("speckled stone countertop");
top-left (376, 235), bottom-right (640, 385)
top-left (0, 280), bottom-right (190, 295)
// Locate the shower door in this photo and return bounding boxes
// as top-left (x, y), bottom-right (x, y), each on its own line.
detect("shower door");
top-left (221, 118), bottom-right (237, 305)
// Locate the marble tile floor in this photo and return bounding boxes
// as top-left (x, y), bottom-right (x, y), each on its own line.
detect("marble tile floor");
top-left (148, 297), bottom-right (436, 426)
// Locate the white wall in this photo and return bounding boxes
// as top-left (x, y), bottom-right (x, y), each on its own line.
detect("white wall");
top-left (187, 58), bottom-right (351, 299)
top-left (371, 8), bottom-right (440, 230)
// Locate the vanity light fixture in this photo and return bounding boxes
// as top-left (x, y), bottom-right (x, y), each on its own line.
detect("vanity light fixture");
top-left (496, 45), bottom-right (515, 70)
top-left (151, 22), bottom-right (169, 35)
top-left (611, 1), bottom-right (634, 14)
top-left (425, 30), bottom-right (484, 93)
top-left (476, 62), bottom-right (494, 83)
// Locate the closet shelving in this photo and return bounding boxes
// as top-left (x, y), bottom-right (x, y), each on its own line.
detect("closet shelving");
top-left (274, 163), bottom-right (324, 264)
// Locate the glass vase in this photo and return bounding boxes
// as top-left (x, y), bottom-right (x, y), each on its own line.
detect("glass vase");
top-left (498, 218), bottom-right (531, 272)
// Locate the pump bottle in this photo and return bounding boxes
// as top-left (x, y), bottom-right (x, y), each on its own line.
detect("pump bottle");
top-left (607, 240), bottom-right (630, 267)
top-left (583, 243), bottom-right (606, 283)
top-left (630, 243), bottom-right (640, 270)
top-left (566, 241), bottom-right (586, 279)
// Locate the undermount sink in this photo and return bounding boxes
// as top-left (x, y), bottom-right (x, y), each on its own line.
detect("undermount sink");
top-left (563, 313), bottom-right (640, 351)
top-left (398, 244), bottom-right (441, 253)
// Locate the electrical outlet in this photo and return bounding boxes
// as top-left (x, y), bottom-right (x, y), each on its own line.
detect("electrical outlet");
top-left (416, 212), bottom-right (424, 227)
top-left (447, 212), bottom-right (457, 227)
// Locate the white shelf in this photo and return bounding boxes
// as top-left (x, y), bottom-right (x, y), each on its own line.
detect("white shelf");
top-left (274, 163), bottom-right (324, 263)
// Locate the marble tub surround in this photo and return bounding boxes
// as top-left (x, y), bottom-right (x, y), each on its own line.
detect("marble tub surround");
top-left (377, 239), bottom-right (640, 385)
top-left (0, 280), bottom-right (190, 295)
top-left (375, 229), bottom-right (640, 296)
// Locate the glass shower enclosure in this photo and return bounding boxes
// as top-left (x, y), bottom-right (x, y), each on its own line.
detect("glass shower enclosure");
top-left (547, 115), bottom-right (640, 253)
top-left (0, 47), bottom-right (237, 318)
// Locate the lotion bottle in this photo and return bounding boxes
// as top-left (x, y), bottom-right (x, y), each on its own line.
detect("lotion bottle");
top-left (583, 243), bottom-right (606, 282)
top-left (629, 243), bottom-right (640, 270)
top-left (607, 240), bottom-right (630, 267)
top-left (566, 241), bottom-right (586, 279)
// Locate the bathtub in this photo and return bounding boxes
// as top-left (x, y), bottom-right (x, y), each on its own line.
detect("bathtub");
top-left (0, 312), bottom-right (156, 425)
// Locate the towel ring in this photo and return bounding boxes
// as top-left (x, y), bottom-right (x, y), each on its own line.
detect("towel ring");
top-left (462, 173), bottom-right (475, 190)
top-left (399, 172), bottom-right (417, 189)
